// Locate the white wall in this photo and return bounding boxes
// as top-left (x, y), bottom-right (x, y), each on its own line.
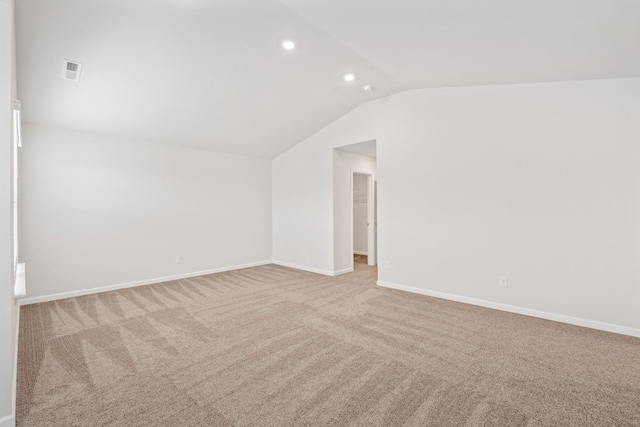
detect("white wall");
top-left (1, 0), bottom-right (16, 425)
top-left (272, 78), bottom-right (640, 335)
top-left (333, 150), bottom-right (376, 272)
top-left (353, 173), bottom-right (368, 192)
top-left (272, 139), bottom-right (334, 275)
top-left (353, 174), bottom-right (368, 255)
top-left (20, 124), bottom-right (272, 300)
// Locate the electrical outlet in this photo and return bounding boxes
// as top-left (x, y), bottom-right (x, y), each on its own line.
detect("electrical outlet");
top-left (175, 256), bottom-right (181, 264)
top-left (384, 261), bottom-right (390, 269)
top-left (499, 276), bottom-right (508, 288)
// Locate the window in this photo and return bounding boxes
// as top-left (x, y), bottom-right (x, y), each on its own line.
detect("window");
top-left (13, 100), bottom-right (23, 296)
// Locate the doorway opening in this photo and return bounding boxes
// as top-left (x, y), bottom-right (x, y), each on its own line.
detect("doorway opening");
top-left (352, 170), bottom-right (376, 267)
top-left (332, 140), bottom-right (377, 276)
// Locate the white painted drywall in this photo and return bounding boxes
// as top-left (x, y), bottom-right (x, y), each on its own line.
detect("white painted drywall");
top-left (1, 0), bottom-right (16, 425)
top-left (353, 173), bottom-right (368, 192)
top-left (353, 174), bottom-right (368, 255)
top-left (20, 124), bottom-right (272, 299)
top-left (332, 150), bottom-right (376, 272)
top-left (272, 78), bottom-right (640, 333)
top-left (272, 139), bottom-right (334, 274)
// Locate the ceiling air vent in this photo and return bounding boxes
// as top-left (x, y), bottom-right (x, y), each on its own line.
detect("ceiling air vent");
top-left (62, 59), bottom-right (82, 82)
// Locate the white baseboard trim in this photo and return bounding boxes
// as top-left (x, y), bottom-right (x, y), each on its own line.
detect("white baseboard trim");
top-left (19, 260), bottom-right (273, 305)
top-left (377, 280), bottom-right (640, 339)
top-left (353, 251), bottom-right (368, 256)
top-left (333, 267), bottom-right (354, 276)
top-left (271, 260), bottom-right (334, 276)
top-left (272, 261), bottom-right (355, 277)
top-left (0, 414), bottom-right (15, 427)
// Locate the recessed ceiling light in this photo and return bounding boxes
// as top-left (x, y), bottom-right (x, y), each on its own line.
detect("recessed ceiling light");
top-left (343, 73), bottom-right (355, 82)
top-left (281, 40), bottom-right (296, 50)
top-left (363, 85), bottom-right (373, 92)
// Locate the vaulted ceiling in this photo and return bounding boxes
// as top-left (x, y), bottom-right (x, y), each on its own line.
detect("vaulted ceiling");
top-left (16, 0), bottom-right (640, 158)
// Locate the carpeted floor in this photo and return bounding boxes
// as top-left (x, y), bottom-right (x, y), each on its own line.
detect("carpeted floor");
top-left (17, 256), bottom-right (640, 426)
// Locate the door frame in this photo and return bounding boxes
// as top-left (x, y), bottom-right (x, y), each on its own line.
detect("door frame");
top-left (351, 169), bottom-right (376, 267)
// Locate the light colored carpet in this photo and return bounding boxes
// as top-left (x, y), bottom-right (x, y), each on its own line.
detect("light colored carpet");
top-left (17, 256), bottom-right (640, 426)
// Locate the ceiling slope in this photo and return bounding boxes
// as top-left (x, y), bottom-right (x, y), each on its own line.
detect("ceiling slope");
top-left (16, 0), bottom-right (404, 158)
top-left (284, 0), bottom-right (640, 88)
top-left (16, 0), bottom-right (640, 158)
